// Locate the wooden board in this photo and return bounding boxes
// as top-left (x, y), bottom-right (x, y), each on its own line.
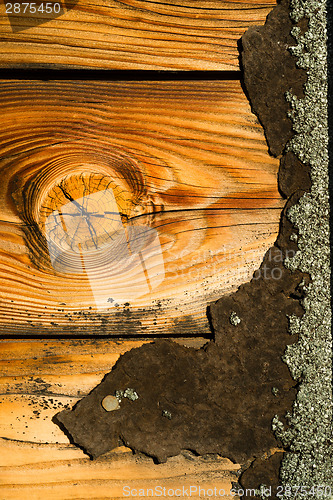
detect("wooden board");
top-left (0, 0), bottom-right (276, 71)
top-left (0, 338), bottom-right (244, 499)
top-left (0, 79), bottom-right (282, 336)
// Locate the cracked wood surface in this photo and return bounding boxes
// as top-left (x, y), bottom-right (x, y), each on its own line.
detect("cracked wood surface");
top-left (0, 0), bottom-right (286, 495)
top-left (0, 338), bottom-right (243, 499)
top-left (0, 0), bottom-right (276, 71)
top-left (0, 79), bottom-right (282, 335)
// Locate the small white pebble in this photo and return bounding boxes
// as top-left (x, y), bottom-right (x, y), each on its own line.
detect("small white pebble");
top-left (101, 395), bottom-right (120, 412)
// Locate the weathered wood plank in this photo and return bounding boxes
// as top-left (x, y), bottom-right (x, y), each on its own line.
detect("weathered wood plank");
top-left (0, 338), bottom-right (205, 396)
top-left (0, 338), bottom-right (242, 499)
top-left (0, 79), bottom-right (282, 336)
top-left (0, 444), bottom-right (241, 500)
top-left (0, 0), bottom-right (276, 71)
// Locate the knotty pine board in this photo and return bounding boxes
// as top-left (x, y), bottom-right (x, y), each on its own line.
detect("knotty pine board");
top-left (0, 79), bottom-right (282, 336)
top-left (0, 0), bottom-right (276, 70)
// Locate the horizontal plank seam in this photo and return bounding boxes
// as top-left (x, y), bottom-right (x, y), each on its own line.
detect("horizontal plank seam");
top-left (0, 69), bottom-right (241, 81)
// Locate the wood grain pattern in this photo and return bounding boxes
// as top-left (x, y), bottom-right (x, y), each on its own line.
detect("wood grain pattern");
top-left (0, 79), bottom-right (282, 336)
top-left (0, 0), bottom-right (276, 71)
top-left (0, 338), bottom-right (244, 499)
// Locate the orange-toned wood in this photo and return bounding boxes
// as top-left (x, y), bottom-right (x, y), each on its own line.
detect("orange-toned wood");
top-left (0, 80), bottom-right (282, 335)
top-left (0, 0), bottom-right (276, 71)
top-left (0, 338), bottom-right (244, 500)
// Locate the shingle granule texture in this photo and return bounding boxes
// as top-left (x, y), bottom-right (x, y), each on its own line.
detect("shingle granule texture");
top-left (272, 1), bottom-right (333, 497)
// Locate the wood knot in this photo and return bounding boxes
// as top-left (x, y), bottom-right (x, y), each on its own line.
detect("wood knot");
top-left (11, 146), bottom-right (154, 275)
